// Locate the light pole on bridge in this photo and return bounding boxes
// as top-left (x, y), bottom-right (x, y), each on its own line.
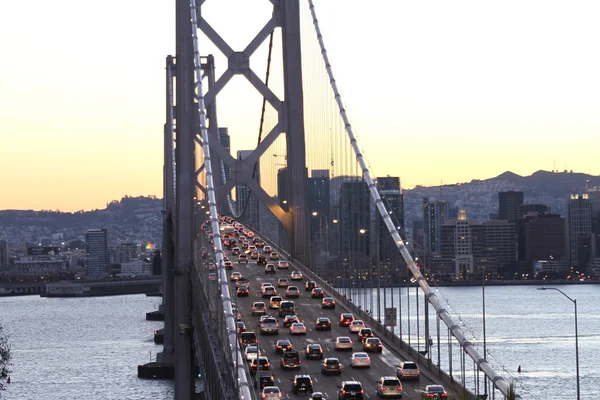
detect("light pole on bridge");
top-left (538, 287), bottom-right (580, 400)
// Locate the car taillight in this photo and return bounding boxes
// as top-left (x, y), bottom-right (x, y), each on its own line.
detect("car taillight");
top-left (360, 390), bottom-right (365, 394)
top-left (261, 395), bottom-right (266, 399)
top-left (396, 387), bottom-right (402, 390)
top-left (341, 390), bottom-right (346, 394)
top-left (276, 324), bottom-right (279, 328)
top-left (381, 387), bottom-right (388, 391)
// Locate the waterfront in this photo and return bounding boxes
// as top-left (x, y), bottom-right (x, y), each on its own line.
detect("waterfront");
top-left (0, 286), bottom-right (598, 399)
top-left (0, 295), bottom-right (172, 400)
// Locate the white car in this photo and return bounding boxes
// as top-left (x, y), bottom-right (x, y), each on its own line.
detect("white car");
top-left (334, 336), bottom-right (353, 351)
top-left (263, 245), bottom-right (273, 253)
top-left (230, 272), bottom-right (243, 282)
top-left (261, 386), bottom-right (281, 400)
top-left (350, 352), bottom-right (371, 368)
top-left (290, 271), bottom-right (303, 280)
top-left (349, 320), bottom-right (366, 333)
top-left (290, 322), bottom-right (307, 335)
top-left (260, 282), bottom-right (274, 291)
top-left (277, 260), bottom-right (289, 269)
top-left (245, 345), bottom-right (261, 362)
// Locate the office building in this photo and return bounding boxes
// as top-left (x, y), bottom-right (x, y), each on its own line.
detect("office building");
top-left (518, 213), bottom-right (566, 274)
top-left (0, 240), bottom-right (9, 272)
top-left (567, 194), bottom-right (592, 269)
top-left (518, 204), bottom-right (550, 218)
top-left (308, 170), bottom-right (331, 243)
top-left (218, 128), bottom-right (231, 182)
top-left (340, 180), bottom-right (370, 257)
top-left (375, 176), bottom-right (404, 264)
top-left (236, 150), bottom-right (260, 228)
top-left (86, 229), bottom-right (109, 277)
top-left (423, 198), bottom-right (449, 254)
top-left (499, 191), bottom-right (524, 223)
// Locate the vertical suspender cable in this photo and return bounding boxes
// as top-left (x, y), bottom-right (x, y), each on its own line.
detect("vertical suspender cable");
top-left (306, 1), bottom-right (518, 397)
top-left (189, 1), bottom-right (252, 399)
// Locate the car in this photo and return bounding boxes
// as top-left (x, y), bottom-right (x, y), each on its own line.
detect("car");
top-left (238, 254), bottom-right (249, 263)
top-left (259, 317), bottom-right (279, 335)
top-left (263, 245), bottom-right (272, 253)
top-left (310, 393), bottom-right (325, 400)
top-left (321, 357), bottom-right (342, 375)
top-left (279, 301), bottom-right (296, 317)
top-left (290, 375), bottom-right (313, 395)
top-left (349, 320), bottom-right (366, 333)
top-left (315, 317), bottom-right (332, 331)
top-left (290, 270), bottom-right (303, 280)
top-left (269, 296), bottom-right (283, 309)
top-left (232, 247), bottom-right (241, 255)
top-left (397, 361), bottom-right (420, 381)
top-left (282, 314), bottom-right (299, 328)
top-left (376, 376), bottom-right (403, 398)
top-left (290, 322), bottom-right (307, 335)
top-left (363, 337), bottom-right (383, 353)
top-left (230, 272), bottom-right (243, 282)
top-left (224, 261), bottom-right (234, 269)
top-left (261, 386), bottom-right (282, 400)
top-left (250, 251), bottom-right (259, 260)
top-left (277, 278), bottom-right (290, 288)
top-left (236, 321), bottom-right (246, 334)
top-left (322, 297), bottom-right (336, 309)
top-left (277, 260), bottom-right (289, 269)
top-left (305, 281), bottom-right (317, 291)
top-left (280, 349), bottom-right (301, 369)
top-left (260, 282), bottom-right (275, 291)
top-left (250, 356), bottom-right (271, 375)
top-left (237, 286), bottom-right (249, 297)
top-left (334, 336), bottom-right (353, 351)
top-left (239, 331), bottom-right (258, 348)
top-left (257, 255), bottom-right (268, 265)
top-left (255, 372), bottom-right (275, 391)
top-left (241, 240), bottom-right (249, 249)
top-left (208, 272), bottom-right (217, 281)
top-left (338, 381), bottom-right (364, 400)
top-left (252, 302), bottom-right (267, 316)
top-left (305, 343), bottom-right (324, 360)
top-left (248, 245), bottom-right (257, 252)
top-left (421, 385), bottom-right (447, 399)
top-left (235, 278), bottom-right (250, 288)
top-left (358, 328), bottom-right (374, 343)
top-left (311, 288), bottom-right (324, 299)
top-left (285, 286), bottom-right (300, 298)
top-left (265, 264), bottom-right (277, 274)
top-left (244, 345), bottom-right (261, 362)
top-left (262, 286), bottom-right (278, 298)
top-left (350, 352), bottom-right (371, 368)
top-left (339, 313), bottom-right (355, 326)
top-left (269, 252), bottom-right (280, 260)
top-left (275, 339), bottom-right (293, 354)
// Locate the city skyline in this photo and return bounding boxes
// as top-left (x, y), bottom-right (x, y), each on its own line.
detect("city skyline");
top-left (2, 0), bottom-right (599, 212)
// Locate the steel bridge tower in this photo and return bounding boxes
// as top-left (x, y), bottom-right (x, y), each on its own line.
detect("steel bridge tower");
top-left (195, 0), bottom-right (311, 267)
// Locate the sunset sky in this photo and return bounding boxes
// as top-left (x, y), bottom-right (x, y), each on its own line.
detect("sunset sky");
top-left (1, 0), bottom-right (599, 212)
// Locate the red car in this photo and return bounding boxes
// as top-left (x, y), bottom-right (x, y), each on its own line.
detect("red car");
top-left (339, 313), bottom-right (354, 327)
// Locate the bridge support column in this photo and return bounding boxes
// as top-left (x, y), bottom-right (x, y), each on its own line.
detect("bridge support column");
top-left (281, 0), bottom-right (310, 268)
top-left (173, 0), bottom-right (196, 397)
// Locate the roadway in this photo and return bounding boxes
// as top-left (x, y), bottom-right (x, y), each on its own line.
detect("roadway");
top-left (225, 247), bottom-right (447, 399)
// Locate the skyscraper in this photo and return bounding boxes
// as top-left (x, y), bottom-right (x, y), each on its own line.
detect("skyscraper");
top-left (499, 191), bottom-right (524, 223)
top-left (567, 194), bottom-right (592, 269)
top-left (423, 198), bottom-right (449, 254)
top-left (236, 150), bottom-right (260, 228)
top-left (340, 180), bottom-right (370, 257)
top-left (218, 127), bottom-right (231, 182)
top-left (86, 229), bottom-right (108, 277)
top-left (517, 213), bottom-right (566, 273)
top-left (308, 170), bottom-right (330, 242)
top-left (376, 176), bottom-right (404, 263)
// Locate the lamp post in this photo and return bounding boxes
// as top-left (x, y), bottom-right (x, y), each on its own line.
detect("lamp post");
top-left (538, 287), bottom-right (580, 400)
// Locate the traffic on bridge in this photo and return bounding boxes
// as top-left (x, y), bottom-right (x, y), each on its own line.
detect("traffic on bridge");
top-left (201, 217), bottom-right (454, 400)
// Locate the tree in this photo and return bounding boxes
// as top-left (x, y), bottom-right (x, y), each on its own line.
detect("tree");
top-left (0, 323), bottom-right (11, 394)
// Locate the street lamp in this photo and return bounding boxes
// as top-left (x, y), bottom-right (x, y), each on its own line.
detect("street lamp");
top-left (538, 287), bottom-right (580, 400)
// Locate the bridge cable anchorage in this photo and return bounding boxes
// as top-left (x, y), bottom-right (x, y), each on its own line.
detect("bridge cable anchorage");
top-left (189, 0), bottom-right (252, 399)
top-left (306, 0), bottom-right (520, 398)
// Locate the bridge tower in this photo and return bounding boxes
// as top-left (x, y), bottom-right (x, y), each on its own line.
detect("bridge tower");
top-left (195, 0), bottom-right (311, 266)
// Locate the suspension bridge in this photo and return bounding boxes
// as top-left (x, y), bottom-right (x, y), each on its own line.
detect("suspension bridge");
top-left (142, 1), bottom-right (525, 399)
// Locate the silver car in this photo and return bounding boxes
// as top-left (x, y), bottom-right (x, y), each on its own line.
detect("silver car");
top-left (245, 345), bottom-right (261, 362)
top-left (349, 352), bottom-right (371, 368)
top-left (334, 336), bottom-right (353, 351)
top-left (261, 386), bottom-right (282, 400)
top-left (376, 376), bottom-right (403, 398)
